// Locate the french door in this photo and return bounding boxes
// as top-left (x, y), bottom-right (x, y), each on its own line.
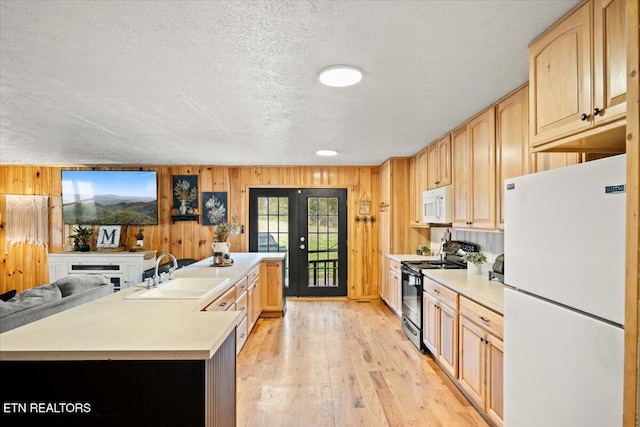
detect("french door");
top-left (248, 188), bottom-right (347, 297)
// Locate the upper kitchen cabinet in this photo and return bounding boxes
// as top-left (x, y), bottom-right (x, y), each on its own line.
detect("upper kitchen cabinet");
top-left (496, 86), bottom-right (529, 230)
top-left (529, 0), bottom-right (626, 152)
top-left (452, 107), bottom-right (497, 230)
top-left (409, 149), bottom-right (429, 227)
top-left (427, 135), bottom-right (452, 190)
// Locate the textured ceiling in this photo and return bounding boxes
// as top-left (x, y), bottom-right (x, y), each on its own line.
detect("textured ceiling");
top-left (0, 0), bottom-right (580, 166)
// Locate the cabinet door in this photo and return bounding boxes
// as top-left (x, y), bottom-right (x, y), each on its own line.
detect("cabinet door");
top-left (249, 279), bottom-right (261, 329)
top-left (389, 265), bottom-right (402, 317)
top-left (459, 316), bottom-right (486, 408)
top-left (451, 124), bottom-right (470, 228)
top-left (260, 260), bottom-right (283, 315)
top-left (496, 86), bottom-right (529, 230)
top-left (593, 0), bottom-right (627, 125)
top-left (379, 160), bottom-right (392, 207)
top-left (409, 156), bottom-right (421, 224)
top-left (381, 255), bottom-right (390, 302)
top-left (438, 302), bottom-right (458, 378)
top-left (437, 135), bottom-right (452, 187)
top-left (427, 143), bottom-right (439, 190)
top-left (468, 108), bottom-right (496, 230)
top-left (529, 1), bottom-right (592, 146)
top-left (485, 333), bottom-right (504, 427)
top-left (423, 292), bottom-right (439, 353)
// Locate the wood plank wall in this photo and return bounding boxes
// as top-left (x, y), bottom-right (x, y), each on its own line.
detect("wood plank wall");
top-left (0, 165), bottom-right (381, 299)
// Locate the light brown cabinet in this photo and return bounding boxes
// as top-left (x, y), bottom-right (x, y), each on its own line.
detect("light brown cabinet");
top-left (378, 158), bottom-right (410, 254)
top-left (458, 296), bottom-right (504, 427)
top-left (529, 0), bottom-right (626, 151)
top-left (496, 86), bottom-right (529, 230)
top-left (248, 276), bottom-right (261, 332)
top-left (423, 278), bottom-right (459, 378)
top-left (382, 257), bottom-right (402, 317)
top-left (427, 135), bottom-right (452, 190)
top-left (409, 150), bottom-right (429, 226)
top-left (260, 260), bottom-right (284, 317)
top-left (452, 107), bottom-right (496, 230)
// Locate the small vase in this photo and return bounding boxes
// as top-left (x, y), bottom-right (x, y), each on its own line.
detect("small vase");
top-left (79, 244), bottom-right (91, 252)
top-left (212, 242), bottom-right (230, 255)
top-left (179, 199), bottom-right (188, 215)
top-left (467, 262), bottom-right (481, 275)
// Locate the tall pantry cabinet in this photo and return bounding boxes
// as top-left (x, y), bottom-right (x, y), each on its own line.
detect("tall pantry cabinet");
top-left (379, 158), bottom-right (411, 308)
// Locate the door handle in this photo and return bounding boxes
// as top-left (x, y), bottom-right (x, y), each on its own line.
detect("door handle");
top-left (299, 244), bottom-right (305, 249)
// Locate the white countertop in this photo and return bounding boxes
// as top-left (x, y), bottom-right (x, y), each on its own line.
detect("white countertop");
top-left (0, 252), bottom-right (286, 361)
top-left (422, 269), bottom-right (506, 314)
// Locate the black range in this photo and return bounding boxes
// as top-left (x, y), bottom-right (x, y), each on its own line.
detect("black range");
top-left (399, 240), bottom-right (480, 352)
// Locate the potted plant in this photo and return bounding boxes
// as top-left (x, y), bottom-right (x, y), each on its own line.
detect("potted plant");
top-left (69, 225), bottom-right (94, 252)
top-left (462, 251), bottom-right (486, 275)
top-left (212, 214), bottom-right (241, 255)
top-left (418, 245), bottom-right (431, 256)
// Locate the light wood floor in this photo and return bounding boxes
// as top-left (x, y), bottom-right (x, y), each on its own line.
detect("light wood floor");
top-left (237, 299), bottom-right (489, 427)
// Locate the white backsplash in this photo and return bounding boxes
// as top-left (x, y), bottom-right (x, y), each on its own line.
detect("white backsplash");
top-left (430, 227), bottom-right (504, 272)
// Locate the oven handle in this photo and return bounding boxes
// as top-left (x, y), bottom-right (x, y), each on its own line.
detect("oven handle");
top-left (403, 318), bottom-right (419, 336)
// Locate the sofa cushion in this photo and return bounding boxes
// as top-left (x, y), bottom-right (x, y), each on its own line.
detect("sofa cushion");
top-left (0, 290), bottom-right (16, 301)
top-left (54, 274), bottom-right (109, 297)
top-left (0, 284), bottom-right (62, 318)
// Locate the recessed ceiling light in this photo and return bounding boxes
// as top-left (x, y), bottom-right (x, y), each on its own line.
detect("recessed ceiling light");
top-left (316, 149), bottom-right (338, 157)
top-left (318, 65), bottom-right (363, 87)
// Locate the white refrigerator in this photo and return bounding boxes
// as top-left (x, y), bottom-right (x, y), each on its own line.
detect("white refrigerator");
top-left (503, 154), bottom-right (626, 427)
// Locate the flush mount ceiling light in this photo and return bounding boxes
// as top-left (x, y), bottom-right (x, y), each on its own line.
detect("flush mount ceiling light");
top-left (316, 149), bottom-right (338, 157)
top-left (318, 65), bottom-right (363, 87)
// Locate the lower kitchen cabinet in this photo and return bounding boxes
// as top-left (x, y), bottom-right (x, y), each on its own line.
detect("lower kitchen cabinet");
top-left (423, 278), bottom-right (459, 378)
top-left (382, 257), bottom-right (402, 317)
top-left (458, 296), bottom-right (504, 427)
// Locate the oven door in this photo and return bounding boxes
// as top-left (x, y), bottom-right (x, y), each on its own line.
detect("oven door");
top-left (401, 269), bottom-right (422, 327)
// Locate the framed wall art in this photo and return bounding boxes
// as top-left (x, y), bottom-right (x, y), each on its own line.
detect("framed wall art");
top-left (172, 175), bottom-right (199, 211)
top-left (202, 192), bottom-right (228, 226)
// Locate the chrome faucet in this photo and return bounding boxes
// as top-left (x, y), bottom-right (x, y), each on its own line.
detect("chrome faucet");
top-left (153, 253), bottom-right (178, 287)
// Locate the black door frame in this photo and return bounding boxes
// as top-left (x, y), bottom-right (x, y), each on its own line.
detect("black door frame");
top-left (248, 188), bottom-right (348, 297)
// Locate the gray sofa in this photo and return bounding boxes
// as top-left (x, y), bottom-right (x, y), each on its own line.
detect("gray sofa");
top-left (0, 274), bottom-right (113, 334)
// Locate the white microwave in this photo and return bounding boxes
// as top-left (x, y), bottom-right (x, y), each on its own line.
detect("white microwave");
top-left (423, 185), bottom-right (453, 224)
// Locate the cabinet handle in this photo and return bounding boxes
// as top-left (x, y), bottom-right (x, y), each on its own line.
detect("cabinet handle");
top-left (220, 302), bottom-right (227, 307)
top-left (593, 107), bottom-right (602, 116)
top-left (580, 113), bottom-right (589, 121)
top-left (435, 181), bottom-right (440, 185)
top-left (479, 316), bottom-right (490, 323)
top-left (433, 289), bottom-right (440, 294)
top-left (240, 306), bottom-right (245, 311)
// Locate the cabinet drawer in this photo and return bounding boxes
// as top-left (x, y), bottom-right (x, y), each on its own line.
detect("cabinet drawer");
top-left (424, 278), bottom-right (458, 309)
top-left (235, 289), bottom-right (248, 316)
top-left (459, 296), bottom-right (503, 339)
top-left (203, 287), bottom-right (236, 312)
top-left (236, 316), bottom-right (248, 355)
top-left (235, 276), bottom-right (249, 299)
top-left (247, 265), bottom-right (260, 285)
top-left (389, 259), bottom-right (401, 274)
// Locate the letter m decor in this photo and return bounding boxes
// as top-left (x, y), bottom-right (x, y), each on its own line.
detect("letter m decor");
top-left (97, 226), bottom-right (122, 248)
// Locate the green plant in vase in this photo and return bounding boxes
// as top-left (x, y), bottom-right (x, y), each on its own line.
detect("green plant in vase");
top-left (69, 225), bottom-right (94, 252)
top-left (462, 251), bottom-right (487, 275)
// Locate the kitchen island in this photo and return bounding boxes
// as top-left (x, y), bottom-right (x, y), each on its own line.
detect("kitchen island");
top-left (0, 252), bottom-right (285, 427)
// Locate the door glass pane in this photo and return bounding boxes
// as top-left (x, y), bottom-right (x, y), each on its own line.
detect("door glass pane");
top-left (257, 196), bottom-right (289, 286)
top-left (307, 196), bottom-right (339, 288)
